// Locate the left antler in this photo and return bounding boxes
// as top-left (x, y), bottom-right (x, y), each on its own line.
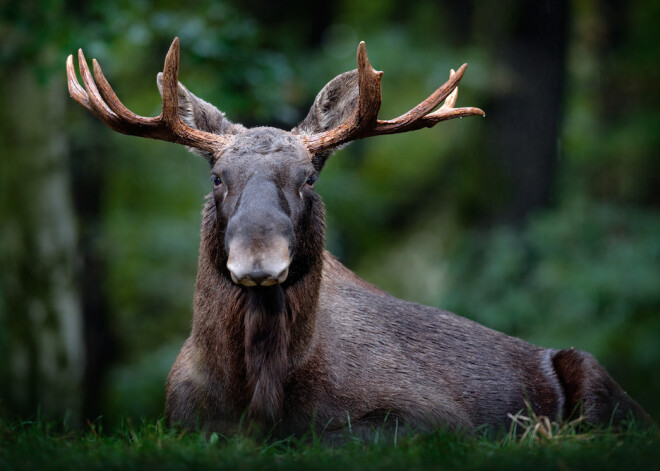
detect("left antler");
top-left (301, 42), bottom-right (485, 155)
top-left (66, 37), bottom-right (230, 154)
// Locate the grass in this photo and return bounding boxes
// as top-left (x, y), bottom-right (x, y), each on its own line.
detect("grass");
top-left (0, 413), bottom-right (658, 471)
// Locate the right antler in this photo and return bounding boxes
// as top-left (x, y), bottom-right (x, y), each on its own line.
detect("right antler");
top-left (66, 37), bottom-right (230, 154)
top-left (301, 42), bottom-right (485, 155)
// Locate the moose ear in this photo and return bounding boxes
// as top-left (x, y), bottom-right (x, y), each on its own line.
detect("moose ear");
top-left (295, 70), bottom-right (358, 136)
top-left (295, 69), bottom-right (359, 134)
top-left (156, 73), bottom-right (245, 155)
top-left (293, 70), bottom-right (358, 170)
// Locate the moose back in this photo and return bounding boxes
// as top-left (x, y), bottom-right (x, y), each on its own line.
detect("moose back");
top-left (67, 38), bottom-right (648, 437)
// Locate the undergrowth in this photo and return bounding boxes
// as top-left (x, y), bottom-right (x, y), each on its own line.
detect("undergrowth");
top-left (0, 412), bottom-right (657, 471)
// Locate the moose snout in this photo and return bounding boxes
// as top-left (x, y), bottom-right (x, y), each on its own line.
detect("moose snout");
top-left (226, 237), bottom-right (291, 287)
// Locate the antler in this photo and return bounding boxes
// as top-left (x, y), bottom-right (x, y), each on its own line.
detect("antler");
top-left (301, 42), bottom-right (485, 155)
top-left (66, 37), bottom-right (230, 154)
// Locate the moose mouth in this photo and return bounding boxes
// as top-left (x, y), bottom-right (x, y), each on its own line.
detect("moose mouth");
top-left (228, 265), bottom-right (290, 287)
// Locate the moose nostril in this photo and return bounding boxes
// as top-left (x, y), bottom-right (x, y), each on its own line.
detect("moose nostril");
top-left (275, 266), bottom-right (289, 283)
top-left (228, 270), bottom-right (285, 287)
top-left (235, 267), bottom-right (288, 287)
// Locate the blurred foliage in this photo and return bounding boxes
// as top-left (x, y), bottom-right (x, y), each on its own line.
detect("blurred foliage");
top-left (562, 0), bottom-right (660, 205)
top-left (1, 0), bottom-right (659, 424)
top-left (444, 201), bottom-right (660, 413)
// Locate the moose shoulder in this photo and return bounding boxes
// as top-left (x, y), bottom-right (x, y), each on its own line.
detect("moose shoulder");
top-left (67, 38), bottom-right (648, 437)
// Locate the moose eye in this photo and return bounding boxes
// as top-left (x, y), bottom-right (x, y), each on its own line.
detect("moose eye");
top-left (305, 175), bottom-right (317, 187)
top-left (212, 176), bottom-right (222, 187)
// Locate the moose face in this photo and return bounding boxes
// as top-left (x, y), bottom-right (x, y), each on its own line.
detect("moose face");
top-left (211, 128), bottom-right (319, 287)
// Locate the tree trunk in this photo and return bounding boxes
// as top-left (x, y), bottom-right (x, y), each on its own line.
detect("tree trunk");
top-left (476, 0), bottom-right (569, 224)
top-left (0, 65), bottom-right (85, 424)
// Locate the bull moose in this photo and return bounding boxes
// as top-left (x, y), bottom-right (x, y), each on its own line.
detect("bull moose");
top-left (67, 38), bottom-right (648, 438)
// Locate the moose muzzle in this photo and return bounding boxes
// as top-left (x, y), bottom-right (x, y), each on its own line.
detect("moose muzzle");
top-left (224, 178), bottom-right (294, 287)
top-left (226, 236), bottom-right (291, 287)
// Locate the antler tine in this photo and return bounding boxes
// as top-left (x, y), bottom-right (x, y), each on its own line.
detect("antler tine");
top-left (444, 69), bottom-right (460, 108)
top-left (161, 37), bottom-right (182, 129)
top-left (67, 38), bottom-right (230, 154)
top-left (353, 41), bottom-right (384, 135)
top-left (302, 43), bottom-right (485, 155)
top-left (78, 49), bottom-right (119, 121)
top-left (66, 54), bottom-right (92, 109)
top-left (92, 59), bottom-right (158, 127)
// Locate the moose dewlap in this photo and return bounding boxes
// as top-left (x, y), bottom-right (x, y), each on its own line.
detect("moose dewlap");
top-left (67, 38), bottom-right (648, 438)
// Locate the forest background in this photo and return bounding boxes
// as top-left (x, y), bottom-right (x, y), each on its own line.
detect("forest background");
top-left (1, 0), bottom-right (658, 427)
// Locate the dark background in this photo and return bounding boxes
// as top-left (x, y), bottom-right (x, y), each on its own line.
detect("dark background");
top-left (1, 0), bottom-right (658, 426)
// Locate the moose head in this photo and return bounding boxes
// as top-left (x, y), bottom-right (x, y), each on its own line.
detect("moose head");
top-left (67, 38), bottom-right (483, 290)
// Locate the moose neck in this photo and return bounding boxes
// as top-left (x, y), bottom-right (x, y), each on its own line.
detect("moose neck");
top-left (191, 197), bottom-right (324, 423)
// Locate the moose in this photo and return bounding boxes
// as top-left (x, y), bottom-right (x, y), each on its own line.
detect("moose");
top-left (67, 38), bottom-right (648, 438)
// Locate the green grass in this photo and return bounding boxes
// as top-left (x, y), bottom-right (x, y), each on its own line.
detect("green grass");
top-left (0, 415), bottom-right (658, 471)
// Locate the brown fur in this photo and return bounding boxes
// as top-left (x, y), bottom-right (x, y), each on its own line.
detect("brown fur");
top-left (243, 287), bottom-right (290, 422)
